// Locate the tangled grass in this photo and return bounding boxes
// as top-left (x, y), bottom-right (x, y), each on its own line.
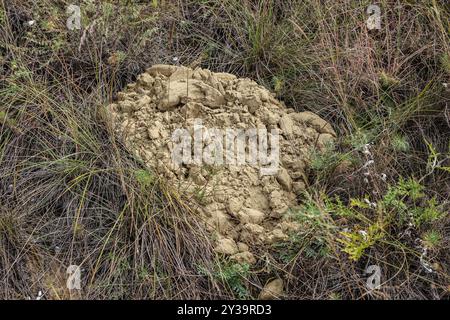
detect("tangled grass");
top-left (0, 0), bottom-right (449, 299)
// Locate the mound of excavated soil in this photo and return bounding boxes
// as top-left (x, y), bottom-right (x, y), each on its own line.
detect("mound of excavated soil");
top-left (108, 64), bottom-right (335, 264)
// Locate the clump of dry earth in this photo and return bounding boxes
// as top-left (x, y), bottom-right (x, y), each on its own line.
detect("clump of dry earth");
top-left (109, 64), bottom-right (335, 268)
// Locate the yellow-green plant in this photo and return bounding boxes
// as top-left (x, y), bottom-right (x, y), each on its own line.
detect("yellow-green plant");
top-left (338, 222), bottom-right (384, 261)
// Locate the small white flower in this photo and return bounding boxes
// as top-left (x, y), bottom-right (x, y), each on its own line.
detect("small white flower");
top-left (443, 83), bottom-right (448, 88)
top-left (380, 173), bottom-right (387, 181)
top-left (359, 230), bottom-right (368, 239)
top-left (27, 20), bottom-right (36, 27)
top-left (172, 56), bottom-right (179, 62)
top-left (36, 290), bottom-right (43, 300)
top-left (363, 144), bottom-right (371, 155)
top-left (364, 198), bottom-right (377, 208)
top-left (363, 160), bottom-right (375, 168)
top-left (419, 247), bottom-right (434, 273)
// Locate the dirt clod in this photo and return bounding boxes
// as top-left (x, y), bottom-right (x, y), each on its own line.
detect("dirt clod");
top-left (109, 64), bottom-right (334, 259)
top-left (259, 279), bottom-right (284, 300)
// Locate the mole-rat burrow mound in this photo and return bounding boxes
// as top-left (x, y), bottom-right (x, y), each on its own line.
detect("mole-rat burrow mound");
top-left (108, 64), bottom-right (335, 264)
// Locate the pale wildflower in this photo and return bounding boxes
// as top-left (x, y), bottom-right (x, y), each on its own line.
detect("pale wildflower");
top-left (363, 144), bottom-right (371, 156)
top-left (36, 290), bottom-right (44, 300)
top-left (359, 230), bottom-right (368, 240)
top-left (364, 198), bottom-right (377, 208)
top-left (363, 160), bottom-right (375, 168)
top-left (416, 239), bottom-right (434, 273)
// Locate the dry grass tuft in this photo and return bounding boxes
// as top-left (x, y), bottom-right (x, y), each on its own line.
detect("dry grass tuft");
top-left (0, 0), bottom-right (449, 299)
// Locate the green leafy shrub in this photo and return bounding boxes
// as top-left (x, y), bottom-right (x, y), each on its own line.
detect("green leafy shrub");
top-left (422, 230), bottom-right (442, 249)
top-left (216, 262), bottom-right (250, 299)
top-left (382, 177), bottom-right (445, 227)
top-left (338, 222), bottom-right (384, 261)
top-left (134, 169), bottom-right (155, 188)
top-left (390, 134), bottom-right (410, 153)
